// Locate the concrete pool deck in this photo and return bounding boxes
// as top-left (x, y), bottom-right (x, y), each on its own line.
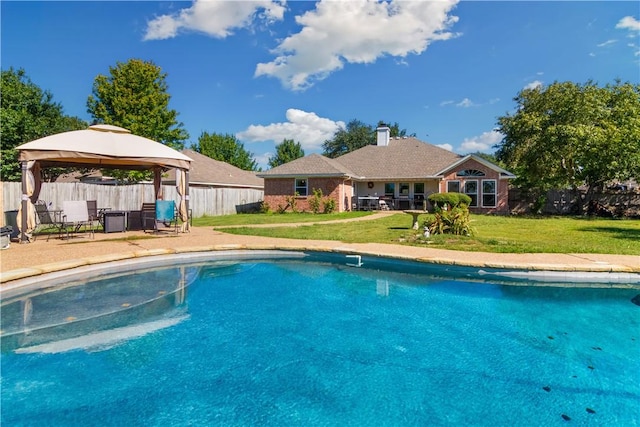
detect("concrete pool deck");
top-left (1, 212), bottom-right (639, 285)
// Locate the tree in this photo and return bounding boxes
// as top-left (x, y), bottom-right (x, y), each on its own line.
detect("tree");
top-left (1, 68), bottom-right (86, 182)
top-left (496, 80), bottom-right (640, 212)
top-left (86, 59), bottom-right (189, 182)
top-left (378, 121), bottom-right (416, 138)
top-left (322, 119), bottom-right (417, 158)
top-left (322, 119), bottom-right (375, 158)
top-left (196, 132), bottom-right (259, 171)
top-left (468, 151), bottom-right (503, 167)
top-left (268, 139), bottom-right (305, 168)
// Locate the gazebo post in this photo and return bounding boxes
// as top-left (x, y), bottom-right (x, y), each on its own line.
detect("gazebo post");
top-left (153, 167), bottom-right (162, 200)
top-left (20, 161), bottom-right (29, 243)
top-left (185, 170), bottom-right (190, 226)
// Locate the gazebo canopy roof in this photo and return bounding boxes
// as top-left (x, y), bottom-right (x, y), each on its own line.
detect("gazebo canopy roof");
top-left (17, 124), bottom-right (191, 170)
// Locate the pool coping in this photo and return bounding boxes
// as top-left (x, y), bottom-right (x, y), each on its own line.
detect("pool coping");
top-left (2, 243), bottom-right (639, 289)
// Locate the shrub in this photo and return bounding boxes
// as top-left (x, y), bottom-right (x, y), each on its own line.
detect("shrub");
top-left (323, 198), bottom-right (336, 213)
top-left (428, 192), bottom-right (472, 210)
top-left (310, 188), bottom-right (323, 214)
top-left (425, 204), bottom-right (473, 236)
top-left (284, 193), bottom-right (299, 213)
top-left (260, 201), bottom-right (271, 214)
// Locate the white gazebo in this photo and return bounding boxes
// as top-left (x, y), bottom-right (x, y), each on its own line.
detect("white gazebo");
top-left (15, 124), bottom-right (192, 242)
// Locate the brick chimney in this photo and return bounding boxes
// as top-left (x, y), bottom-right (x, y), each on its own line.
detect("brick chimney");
top-left (376, 124), bottom-right (390, 146)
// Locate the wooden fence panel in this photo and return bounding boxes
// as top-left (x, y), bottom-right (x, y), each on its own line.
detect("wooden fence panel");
top-left (1, 182), bottom-right (263, 218)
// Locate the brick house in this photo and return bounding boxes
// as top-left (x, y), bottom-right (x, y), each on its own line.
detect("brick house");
top-left (258, 126), bottom-right (515, 213)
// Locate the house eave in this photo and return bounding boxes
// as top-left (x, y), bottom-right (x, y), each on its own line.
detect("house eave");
top-left (258, 173), bottom-right (352, 179)
top-left (354, 175), bottom-right (443, 181)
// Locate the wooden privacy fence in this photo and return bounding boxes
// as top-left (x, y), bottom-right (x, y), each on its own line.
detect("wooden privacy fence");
top-left (1, 182), bottom-right (263, 218)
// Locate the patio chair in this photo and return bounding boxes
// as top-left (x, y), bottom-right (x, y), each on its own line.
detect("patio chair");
top-left (141, 203), bottom-right (156, 232)
top-left (86, 200), bottom-right (101, 230)
top-left (142, 200), bottom-right (178, 233)
top-left (156, 200), bottom-right (178, 232)
top-left (60, 200), bottom-right (94, 239)
top-left (33, 201), bottom-right (64, 241)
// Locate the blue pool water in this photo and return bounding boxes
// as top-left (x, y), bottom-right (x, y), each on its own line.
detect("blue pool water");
top-left (1, 252), bottom-right (639, 426)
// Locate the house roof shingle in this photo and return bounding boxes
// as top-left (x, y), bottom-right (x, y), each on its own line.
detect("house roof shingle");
top-left (165, 149), bottom-right (264, 188)
top-left (258, 153), bottom-right (359, 178)
top-left (336, 137), bottom-right (463, 179)
top-left (259, 137), bottom-right (464, 180)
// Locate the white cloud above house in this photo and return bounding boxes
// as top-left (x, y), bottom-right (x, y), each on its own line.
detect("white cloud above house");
top-left (524, 80), bottom-right (543, 90)
top-left (436, 143), bottom-right (454, 152)
top-left (143, 0), bottom-right (285, 40)
top-left (255, 0), bottom-right (460, 91)
top-left (236, 109), bottom-right (345, 152)
top-left (459, 130), bottom-right (503, 153)
top-left (596, 39), bottom-right (617, 47)
top-left (456, 98), bottom-right (476, 108)
top-left (615, 16), bottom-right (640, 57)
top-left (616, 16), bottom-right (640, 32)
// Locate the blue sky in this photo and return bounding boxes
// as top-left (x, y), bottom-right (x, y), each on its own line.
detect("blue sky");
top-left (2, 1), bottom-right (639, 169)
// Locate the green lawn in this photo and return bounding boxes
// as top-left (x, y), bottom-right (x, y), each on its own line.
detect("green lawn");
top-left (193, 212), bottom-right (640, 255)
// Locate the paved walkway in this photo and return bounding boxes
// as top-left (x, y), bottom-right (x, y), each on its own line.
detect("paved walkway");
top-left (1, 212), bottom-right (639, 285)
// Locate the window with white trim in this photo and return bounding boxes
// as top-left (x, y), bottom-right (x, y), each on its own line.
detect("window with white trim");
top-left (384, 183), bottom-right (395, 196)
top-left (447, 181), bottom-right (460, 193)
top-left (295, 178), bottom-right (308, 196)
top-left (464, 180), bottom-right (478, 207)
top-left (482, 180), bottom-right (496, 207)
top-left (457, 169), bottom-right (485, 177)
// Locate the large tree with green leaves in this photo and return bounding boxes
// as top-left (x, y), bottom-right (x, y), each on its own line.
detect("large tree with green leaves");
top-left (322, 119), bottom-right (416, 158)
top-left (322, 119), bottom-right (375, 158)
top-left (268, 139), bottom-right (305, 168)
top-left (87, 59), bottom-right (188, 150)
top-left (496, 80), bottom-right (640, 211)
top-left (1, 68), bottom-right (86, 182)
top-left (196, 132), bottom-right (259, 171)
top-left (86, 59), bottom-right (189, 182)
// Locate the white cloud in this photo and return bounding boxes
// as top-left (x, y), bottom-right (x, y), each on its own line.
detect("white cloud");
top-left (597, 39), bottom-right (617, 47)
top-left (254, 152), bottom-right (273, 168)
top-left (524, 80), bottom-right (543, 90)
top-left (456, 98), bottom-right (475, 108)
top-left (616, 16), bottom-right (640, 32)
top-left (459, 130), bottom-right (503, 153)
top-left (143, 0), bottom-right (285, 40)
top-left (440, 100), bottom-right (454, 106)
top-left (236, 109), bottom-right (345, 152)
top-left (436, 143), bottom-right (454, 152)
top-left (255, 0), bottom-right (460, 91)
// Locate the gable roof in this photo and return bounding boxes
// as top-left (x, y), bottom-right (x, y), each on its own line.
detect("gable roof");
top-left (437, 154), bottom-right (516, 179)
top-left (165, 149), bottom-right (263, 188)
top-left (259, 137), bottom-right (514, 181)
top-left (335, 137), bottom-right (462, 179)
top-left (257, 153), bottom-right (359, 178)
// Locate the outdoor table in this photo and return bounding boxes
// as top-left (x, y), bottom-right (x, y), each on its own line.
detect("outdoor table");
top-left (403, 210), bottom-right (428, 230)
top-left (357, 196), bottom-right (379, 210)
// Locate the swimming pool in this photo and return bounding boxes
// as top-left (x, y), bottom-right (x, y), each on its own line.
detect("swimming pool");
top-left (2, 251), bottom-right (639, 426)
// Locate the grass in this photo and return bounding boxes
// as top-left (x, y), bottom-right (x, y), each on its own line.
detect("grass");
top-left (198, 211), bottom-right (371, 226)
top-left (193, 212), bottom-right (640, 255)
